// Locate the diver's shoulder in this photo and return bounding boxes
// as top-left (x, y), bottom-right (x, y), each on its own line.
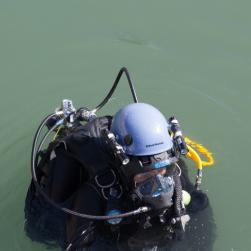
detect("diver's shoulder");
top-left (82, 115), bottom-right (113, 137)
top-left (63, 115), bottom-right (113, 143)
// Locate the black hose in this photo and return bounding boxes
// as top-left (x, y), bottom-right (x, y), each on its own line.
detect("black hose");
top-left (94, 67), bottom-right (138, 112)
top-left (31, 114), bottom-right (150, 220)
top-left (37, 120), bottom-right (61, 155)
top-left (30, 68), bottom-right (149, 220)
top-left (31, 112), bottom-right (56, 184)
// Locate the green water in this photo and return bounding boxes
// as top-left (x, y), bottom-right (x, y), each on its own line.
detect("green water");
top-left (0, 0), bottom-right (251, 250)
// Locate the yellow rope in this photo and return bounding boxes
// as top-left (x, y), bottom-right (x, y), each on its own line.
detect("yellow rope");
top-left (186, 145), bottom-right (203, 170)
top-left (52, 126), bottom-right (63, 141)
top-left (185, 136), bottom-right (214, 167)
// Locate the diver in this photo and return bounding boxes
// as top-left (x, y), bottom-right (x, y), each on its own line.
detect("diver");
top-left (24, 68), bottom-right (215, 251)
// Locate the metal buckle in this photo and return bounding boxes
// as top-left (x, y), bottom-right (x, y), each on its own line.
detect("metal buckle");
top-left (101, 184), bottom-right (123, 200)
top-left (94, 169), bottom-right (117, 188)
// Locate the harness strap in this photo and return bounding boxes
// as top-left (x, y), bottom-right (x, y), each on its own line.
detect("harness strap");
top-left (92, 169), bottom-right (123, 201)
top-left (173, 167), bottom-right (184, 217)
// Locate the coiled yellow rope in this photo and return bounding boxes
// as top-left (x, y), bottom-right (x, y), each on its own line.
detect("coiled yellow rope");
top-left (184, 136), bottom-right (214, 170)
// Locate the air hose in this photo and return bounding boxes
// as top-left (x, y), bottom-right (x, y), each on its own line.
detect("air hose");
top-left (31, 67), bottom-right (214, 218)
top-left (184, 137), bottom-right (214, 190)
top-left (31, 113), bottom-right (150, 220)
top-left (185, 137), bottom-right (214, 167)
top-left (92, 67), bottom-right (138, 113)
top-left (31, 68), bottom-right (151, 220)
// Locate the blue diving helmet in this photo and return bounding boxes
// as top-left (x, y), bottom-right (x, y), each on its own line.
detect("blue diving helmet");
top-left (111, 103), bottom-right (173, 156)
top-left (111, 103), bottom-right (178, 210)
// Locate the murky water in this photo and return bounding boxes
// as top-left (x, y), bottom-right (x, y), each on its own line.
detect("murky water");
top-left (0, 1), bottom-right (251, 250)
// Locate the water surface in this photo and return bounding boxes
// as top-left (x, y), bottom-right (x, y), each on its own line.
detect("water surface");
top-left (0, 1), bottom-right (251, 250)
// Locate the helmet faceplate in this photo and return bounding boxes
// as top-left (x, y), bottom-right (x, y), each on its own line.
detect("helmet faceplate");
top-left (111, 103), bottom-right (173, 156)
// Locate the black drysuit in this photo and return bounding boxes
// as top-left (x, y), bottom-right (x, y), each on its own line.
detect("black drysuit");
top-left (24, 116), bottom-right (216, 251)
